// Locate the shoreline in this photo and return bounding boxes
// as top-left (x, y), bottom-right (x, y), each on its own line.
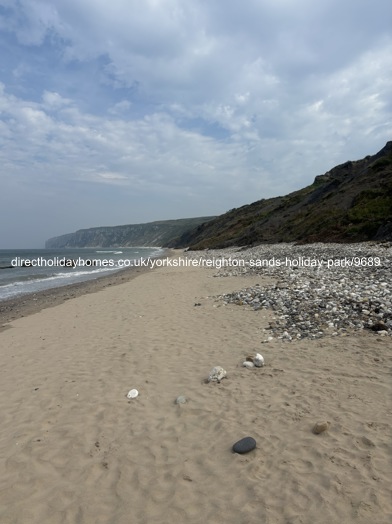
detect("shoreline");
top-left (2, 241), bottom-right (391, 337)
top-left (0, 248), bottom-right (174, 329)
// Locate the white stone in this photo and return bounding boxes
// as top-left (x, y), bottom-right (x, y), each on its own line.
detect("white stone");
top-left (127, 389), bottom-right (139, 399)
top-left (254, 353), bottom-right (265, 367)
top-left (208, 366), bottom-right (227, 383)
top-left (243, 361), bottom-right (255, 369)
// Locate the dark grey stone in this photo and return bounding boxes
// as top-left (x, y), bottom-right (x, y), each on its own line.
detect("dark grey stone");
top-left (232, 436), bottom-right (256, 454)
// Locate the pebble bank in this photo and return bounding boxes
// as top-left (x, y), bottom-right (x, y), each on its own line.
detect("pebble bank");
top-left (187, 243), bottom-right (392, 341)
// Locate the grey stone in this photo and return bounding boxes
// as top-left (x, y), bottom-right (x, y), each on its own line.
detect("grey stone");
top-left (232, 436), bottom-right (256, 454)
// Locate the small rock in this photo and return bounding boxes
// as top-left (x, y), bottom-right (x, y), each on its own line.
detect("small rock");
top-left (312, 421), bottom-right (330, 434)
top-left (127, 389), bottom-right (139, 399)
top-left (243, 361), bottom-right (255, 369)
top-left (232, 436), bottom-right (257, 454)
top-left (254, 353), bottom-right (265, 367)
top-left (208, 366), bottom-right (227, 383)
top-left (175, 396), bottom-right (187, 405)
top-left (183, 475), bottom-right (193, 482)
top-left (371, 321), bottom-right (387, 331)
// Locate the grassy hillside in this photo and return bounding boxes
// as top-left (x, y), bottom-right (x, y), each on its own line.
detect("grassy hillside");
top-left (169, 142), bottom-right (392, 249)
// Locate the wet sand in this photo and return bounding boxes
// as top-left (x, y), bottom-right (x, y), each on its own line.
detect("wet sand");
top-left (0, 254), bottom-right (165, 329)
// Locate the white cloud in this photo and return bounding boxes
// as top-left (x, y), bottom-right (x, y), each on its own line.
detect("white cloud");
top-left (0, 0), bottom-right (391, 246)
top-left (42, 90), bottom-right (72, 109)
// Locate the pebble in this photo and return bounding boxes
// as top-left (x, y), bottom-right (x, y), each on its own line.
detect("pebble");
top-left (312, 421), bottom-right (330, 434)
top-left (254, 353), bottom-right (265, 367)
top-left (232, 436), bottom-right (257, 454)
top-left (127, 389), bottom-right (139, 399)
top-left (187, 243), bottom-right (392, 340)
top-left (175, 396), bottom-right (187, 404)
top-left (243, 361), bottom-right (255, 369)
top-left (208, 366), bottom-right (227, 383)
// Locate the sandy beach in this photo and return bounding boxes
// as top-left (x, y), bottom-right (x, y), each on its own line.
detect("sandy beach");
top-left (0, 250), bottom-right (391, 524)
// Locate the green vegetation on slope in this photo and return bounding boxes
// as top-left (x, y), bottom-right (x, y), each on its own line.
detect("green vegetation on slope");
top-left (169, 141), bottom-right (392, 248)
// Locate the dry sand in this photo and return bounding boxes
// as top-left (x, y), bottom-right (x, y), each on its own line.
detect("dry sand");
top-left (0, 252), bottom-right (391, 524)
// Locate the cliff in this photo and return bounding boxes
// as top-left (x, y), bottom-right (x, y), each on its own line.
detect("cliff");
top-left (45, 217), bottom-right (215, 248)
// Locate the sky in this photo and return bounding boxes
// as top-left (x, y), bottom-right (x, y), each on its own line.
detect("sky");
top-left (0, 0), bottom-right (391, 247)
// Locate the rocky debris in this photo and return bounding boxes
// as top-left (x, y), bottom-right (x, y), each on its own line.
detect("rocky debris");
top-left (312, 421), bottom-right (330, 434)
top-left (187, 243), bottom-right (392, 340)
top-left (243, 361), bottom-right (255, 369)
top-left (208, 366), bottom-right (227, 383)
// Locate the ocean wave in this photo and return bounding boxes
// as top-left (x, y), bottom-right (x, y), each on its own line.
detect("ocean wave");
top-left (0, 266), bottom-right (119, 301)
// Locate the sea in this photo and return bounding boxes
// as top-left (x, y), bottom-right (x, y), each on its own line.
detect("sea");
top-left (0, 247), bottom-right (163, 302)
